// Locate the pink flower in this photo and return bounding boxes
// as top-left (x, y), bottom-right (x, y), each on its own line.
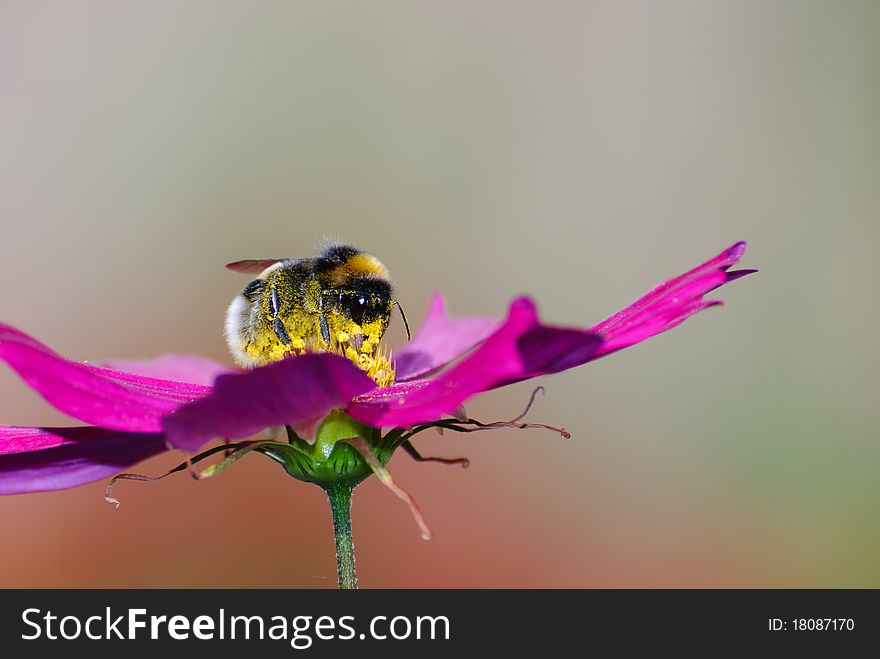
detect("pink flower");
top-left (0, 242), bottom-right (754, 495)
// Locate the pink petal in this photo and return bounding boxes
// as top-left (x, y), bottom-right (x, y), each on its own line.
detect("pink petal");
top-left (349, 243), bottom-right (753, 428)
top-left (0, 324), bottom-right (212, 433)
top-left (0, 425), bottom-right (166, 494)
top-left (590, 242), bottom-right (755, 357)
top-left (101, 354), bottom-right (236, 386)
top-left (348, 298), bottom-right (602, 428)
top-left (394, 292), bottom-right (501, 381)
top-left (162, 353), bottom-right (377, 453)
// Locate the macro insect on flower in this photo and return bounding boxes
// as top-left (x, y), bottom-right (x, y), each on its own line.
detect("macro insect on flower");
top-left (0, 241), bottom-right (755, 588)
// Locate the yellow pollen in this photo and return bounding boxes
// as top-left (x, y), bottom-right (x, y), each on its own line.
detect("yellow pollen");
top-left (331, 329), bottom-right (394, 387)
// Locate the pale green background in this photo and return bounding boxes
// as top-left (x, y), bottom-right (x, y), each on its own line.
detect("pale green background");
top-left (0, 1), bottom-right (877, 586)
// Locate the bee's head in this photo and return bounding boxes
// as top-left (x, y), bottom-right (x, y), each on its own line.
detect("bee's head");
top-left (316, 244), bottom-right (395, 340)
top-left (335, 277), bottom-right (394, 329)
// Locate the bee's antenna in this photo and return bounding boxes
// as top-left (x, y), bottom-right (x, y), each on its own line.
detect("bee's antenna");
top-left (394, 300), bottom-right (411, 341)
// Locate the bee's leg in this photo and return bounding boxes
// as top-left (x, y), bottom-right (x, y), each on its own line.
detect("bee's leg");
top-left (401, 440), bottom-right (469, 468)
top-left (319, 314), bottom-right (331, 344)
top-left (349, 334), bottom-right (364, 351)
top-left (269, 285), bottom-right (292, 345)
top-left (270, 286), bottom-right (281, 316)
top-left (274, 319), bottom-right (292, 345)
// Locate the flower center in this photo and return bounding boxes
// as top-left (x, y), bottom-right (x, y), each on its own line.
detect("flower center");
top-left (333, 329), bottom-right (395, 388)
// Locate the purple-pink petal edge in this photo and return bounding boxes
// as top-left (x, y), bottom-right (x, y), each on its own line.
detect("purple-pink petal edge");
top-left (349, 241), bottom-right (752, 427)
top-left (589, 241), bottom-right (753, 357)
top-left (393, 292), bottom-right (500, 381)
top-left (100, 354), bottom-right (235, 387)
top-left (162, 353), bottom-right (377, 453)
top-left (0, 325), bottom-right (211, 433)
top-left (0, 426), bottom-right (166, 494)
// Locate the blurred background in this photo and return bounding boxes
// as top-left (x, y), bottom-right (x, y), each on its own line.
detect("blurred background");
top-left (1, 0), bottom-right (877, 587)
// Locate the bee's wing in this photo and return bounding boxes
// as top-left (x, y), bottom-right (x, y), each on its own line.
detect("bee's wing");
top-left (225, 259), bottom-right (285, 274)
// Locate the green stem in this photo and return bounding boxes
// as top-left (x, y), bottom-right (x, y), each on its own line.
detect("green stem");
top-left (326, 483), bottom-right (357, 589)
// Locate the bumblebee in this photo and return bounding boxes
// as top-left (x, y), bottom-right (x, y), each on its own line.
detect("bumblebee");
top-left (224, 242), bottom-right (408, 387)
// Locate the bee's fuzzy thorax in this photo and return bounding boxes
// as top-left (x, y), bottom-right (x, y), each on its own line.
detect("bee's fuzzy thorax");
top-left (316, 243), bottom-right (393, 289)
top-left (325, 253), bottom-right (391, 288)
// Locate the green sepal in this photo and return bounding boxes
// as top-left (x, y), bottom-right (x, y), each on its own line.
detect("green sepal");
top-left (198, 441), bottom-right (275, 478)
top-left (253, 411), bottom-right (405, 488)
top-left (257, 441), bottom-right (373, 488)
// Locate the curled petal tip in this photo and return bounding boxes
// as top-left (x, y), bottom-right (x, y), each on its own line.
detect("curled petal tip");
top-left (727, 268), bottom-right (758, 282)
top-left (588, 242), bottom-right (754, 358)
top-left (728, 241), bottom-right (747, 259)
top-left (429, 290), bottom-right (447, 311)
top-left (510, 296), bottom-right (538, 314)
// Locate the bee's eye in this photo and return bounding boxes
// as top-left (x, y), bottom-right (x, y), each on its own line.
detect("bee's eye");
top-left (348, 294), bottom-right (367, 325)
top-left (338, 291), bottom-right (368, 326)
